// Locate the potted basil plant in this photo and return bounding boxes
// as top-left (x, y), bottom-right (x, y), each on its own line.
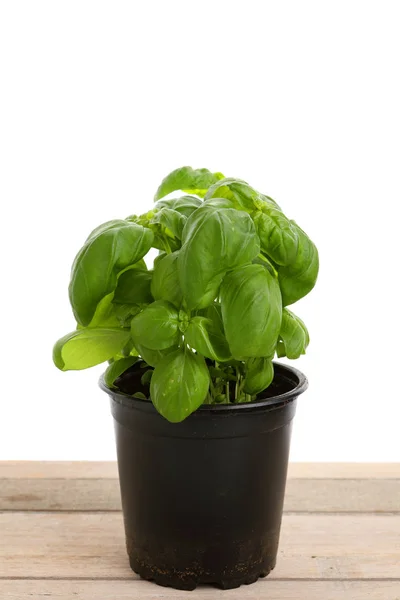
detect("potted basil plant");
top-left (53, 166), bottom-right (319, 590)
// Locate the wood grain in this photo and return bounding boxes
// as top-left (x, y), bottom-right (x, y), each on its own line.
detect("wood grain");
top-left (1, 477), bottom-right (399, 512)
top-left (0, 580), bottom-right (398, 599)
top-left (1, 461), bottom-right (398, 479)
top-left (1, 513), bottom-right (399, 580)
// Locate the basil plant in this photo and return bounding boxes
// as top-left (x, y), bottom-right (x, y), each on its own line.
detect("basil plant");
top-left (53, 167), bottom-right (318, 422)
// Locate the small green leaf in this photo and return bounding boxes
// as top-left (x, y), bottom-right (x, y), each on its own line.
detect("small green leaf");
top-left (84, 293), bottom-right (120, 328)
top-left (141, 369), bottom-right (153, 386)
top-left (185, 316), bottom-right (231, 362)
top-left (243, 358), bottom-right (274, 395)
top-left (150, 348), bottom-right (210, 422)
top-left (151, 251), bottom-right (183, 308)
top-left (155, 195), bottom-right (202, 217)
top-left (221, 264), bottom-right (282, 360)
top-left (278, 308), bottom-right (310, 358)
top-left (131, 300), bottom-right (180, 350)
top-left (104, 356), bottom-right (138, 389)
top-left (278, 224), bottom-right (319, 305)
top-left (150, 208), bottom-right (186, 239)
top-left (113, 269), bottom-right (153, 305)
top-left (53, 328), bottom-right (131, 371)
top-left (154, 166), bottom-right (224, 201)
top-left (204, 178), bottom-right (259, 211)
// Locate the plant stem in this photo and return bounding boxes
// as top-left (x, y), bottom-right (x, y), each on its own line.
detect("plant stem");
top-left (235, 367), bottom-right (240, 402)
top-left (226, 380), bottom-right (230, 403)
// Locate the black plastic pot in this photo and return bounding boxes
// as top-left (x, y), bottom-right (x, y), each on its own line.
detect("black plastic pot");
top-left (100, 362), bottom-right (307, 590)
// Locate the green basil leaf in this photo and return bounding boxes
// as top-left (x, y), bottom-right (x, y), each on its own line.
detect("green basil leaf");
top-left (243, 358), bottom-right (274, 395)
top-left (206, 303), bottom-right (225, 333)
top-left (69, 221), bottom-right (153, 326)
top-left (141, 369), bottom-right (153, 386)
top-left (253, 209), bottom-right (299, 266)
top-left (155, 195), bottom-right (202, 217)
top-left (154, 166), bottom-right (224, 201)
top-left (113, 269), bottom-right (153, 305)
top-left (104, 356), bottom-right (138, 388)
top-left (151, 251), bottom-right (183, 308)
top-left (53, 328), bottom-right (131, 371)
top-left (204, 178), bottom-right (259, 211)
top-left (278, 224), bottom-right (319, 306)
top-left (150, 348), bottom-right (209, 422)
top-left (252, 254), bottom-right (278, 277)
top-left (278, 308), bottom-right (309, 358)
top-left (221, 264), bottom-right (282, 360)
top-left (202, 197), bottom-right (235, 209)
top-left (131, 300), bottom-right (180, 350)
top-left (136, 343), bottom-right (177, 367)
top-left (114, 304), bottom-right (142, 328)
top-left (82, 293), bottom-right (120, 328)
top-left (151, 208), bottom-right (186, 239)
top-left (185, 316), bottom-right (231, 362)
top-left (178, 206), bottom-right (260, 310)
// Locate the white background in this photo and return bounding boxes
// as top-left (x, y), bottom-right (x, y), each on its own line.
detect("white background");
top-left (1, 1), bottom-right (399, 461)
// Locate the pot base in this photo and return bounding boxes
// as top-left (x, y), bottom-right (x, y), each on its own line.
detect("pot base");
top-left (129, 554), bottom-right (275, 590)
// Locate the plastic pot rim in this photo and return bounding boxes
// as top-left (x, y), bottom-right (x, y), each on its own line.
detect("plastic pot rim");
top-left (99, 360), bottom-right (308, 416)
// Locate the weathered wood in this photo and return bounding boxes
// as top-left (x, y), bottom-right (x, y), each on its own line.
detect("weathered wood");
top-left (1, 461), bottom-right (398, 479)
top-left (0, 461), bottom-right (119, 479)
top-left (1, 513), bottom-right (399, 580)
top-left (0, 580), bottom-right (398, 599)
top-left (1, 477), bottom-right (399, 512)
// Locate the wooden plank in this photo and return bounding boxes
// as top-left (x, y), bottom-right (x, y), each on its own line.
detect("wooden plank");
top-left (1, 461), bottom-right (398, 480)
top-left (287, 462), bottom-right (400, 479)
top-left (0, 513), bottom-right (399, 580)
top-left (1, 478), bottom-right (399, 512)
top-left (0, 461), bottom-right (118, 479)
top-left (0, 580), bottom-right (399, 599)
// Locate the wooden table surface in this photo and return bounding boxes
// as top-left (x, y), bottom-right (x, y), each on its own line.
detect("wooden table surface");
top-left (0, 462), bottom-right (399, 599)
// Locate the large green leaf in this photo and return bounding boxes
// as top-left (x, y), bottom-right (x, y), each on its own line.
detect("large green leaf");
top-left (53, 328), bottom-right (131, 371)
top-left (185, 316), bottom-right (231, 362)
top-left (155, 195), bottom-right (202, 217)
top-left (151, 251), bottom-right (183, 308)
top-left (178, 206), bottom-right (260, 310)
top-left (69, 220), bottom-right (153, 326)
top-left (104, 356), bottom-right (138, 389)
top-left (253, 209), bottom-right (299, 266)
top-left (278, 308), bottom-right (309, 358)
top-left (220, 264), bottom-right (282, 359)
top-left (113, 269), bottom-right (153, 305)
top-left (278, 224), bottom-right (319, 305)
top-left (131, 300), bottom-right (180, 350)
top-left (150, 348), bottom-right (209, 422)
top-left (154, 166), bottom-right (224, 201)
top-left (243, 358), bottom-right (274, 395)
